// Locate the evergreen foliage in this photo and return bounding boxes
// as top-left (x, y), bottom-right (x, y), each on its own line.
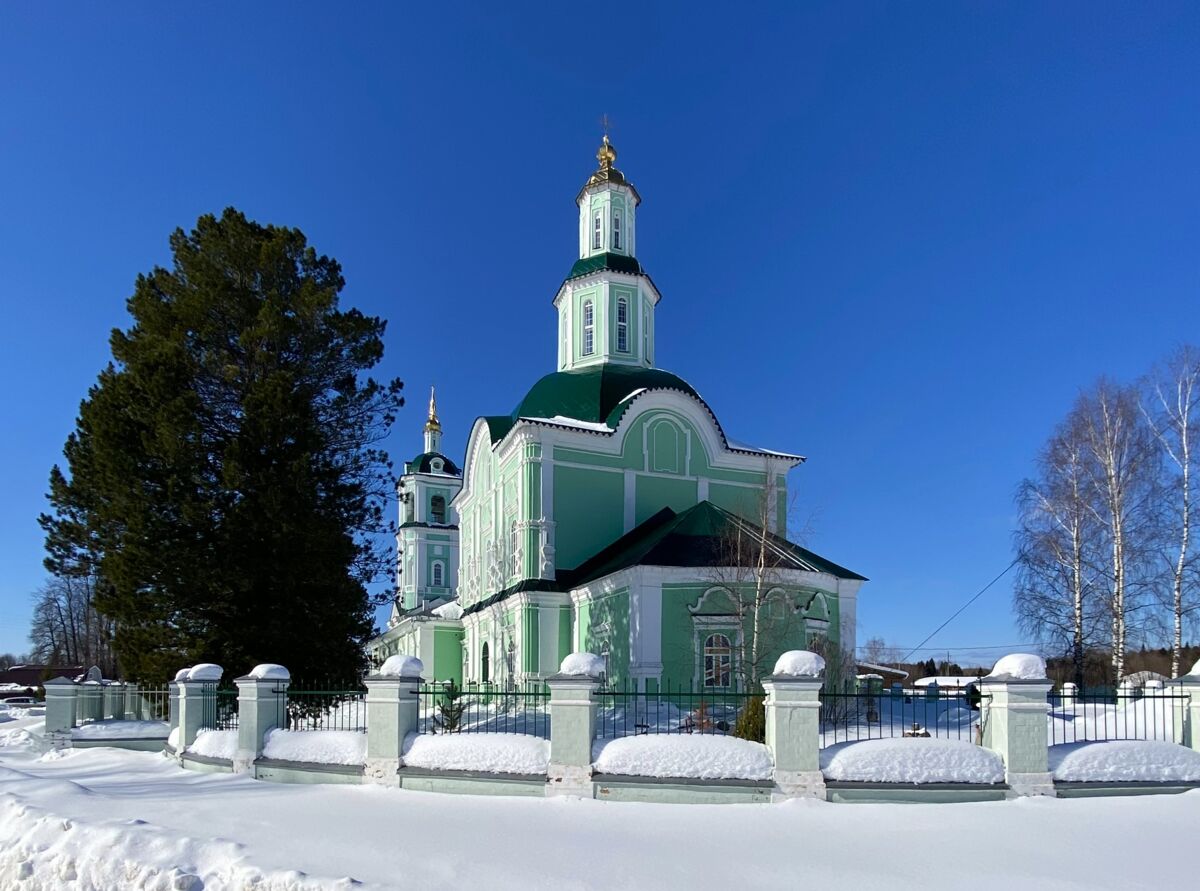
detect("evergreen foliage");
top-left (433, 679), bottom-right (466, 733)
top-left (732, 695), bottom-right (765, 743)
top-left (40, 209), bottom-right (404, 683)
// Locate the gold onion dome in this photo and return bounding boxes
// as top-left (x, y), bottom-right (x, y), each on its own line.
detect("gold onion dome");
top-left (424, 386), bottom-right (441, 433)
top-left (577, 134), bottom-right (641, 206)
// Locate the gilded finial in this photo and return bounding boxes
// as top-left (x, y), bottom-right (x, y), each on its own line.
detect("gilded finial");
top-left (425, 386), bottom-right (441, 432)
top-left (597, 113), bottom-right (617, 169)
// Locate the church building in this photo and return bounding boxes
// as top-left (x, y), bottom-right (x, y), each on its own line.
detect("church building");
top-left (367, 136), bottom-right (865, 691)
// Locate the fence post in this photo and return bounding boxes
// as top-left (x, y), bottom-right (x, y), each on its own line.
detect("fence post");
top-left (762, 650), bottom-right (827, 800)
top-left (79, 680), bottom-right (104, 723)
top-left (546, 653), bottom-right (603, 798)
top-left (42, 677), bottom-right (77, 749)
top-left (234, 665), bottom-right (291, 774)
top-left (363, 655), bottom-right (424, 786)
top-left (1169, 675), bottom-right (1200, 752)
top-left (169, 670), bottom-right (184, 731)
top-left (123, 682), bottom-right (139, 720)
top-left (1060, 682), bottom-right (1077, 713)
top-left (174, 664), bottom-right (222, 755)
top-left (980, 656), bottom-right (1054, 797)
top-left (102, 682), bottom-right (122, 720)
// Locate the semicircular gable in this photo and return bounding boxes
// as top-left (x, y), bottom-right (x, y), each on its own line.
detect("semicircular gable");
top-left (456, 418), bottom-right (499, 504)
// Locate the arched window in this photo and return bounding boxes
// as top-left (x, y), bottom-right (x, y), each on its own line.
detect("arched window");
top-left (703, 633), bottom-right (733, 688)
top-left (612, 210), bottom-right (622, 250)
top-left (432, 561), bottom-right (444, 587)
top-left (616, 297), bottom-right (629, 353)
top-left (481, 642), bottom-right (490, 683)
top-left (582, 300), bottom-right (595, 356)
top-left (430, 495), bottom-right (446, 524)
top-left (593, 212), bottom-right (602, 250)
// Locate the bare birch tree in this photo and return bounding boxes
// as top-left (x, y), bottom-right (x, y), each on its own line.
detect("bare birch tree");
top-left (28, 574), bottom-right (117, 676)
top-left (1141, 345), bottom-right (1200, 677)
top-left (1014, 408), bottom-right (1104, 687)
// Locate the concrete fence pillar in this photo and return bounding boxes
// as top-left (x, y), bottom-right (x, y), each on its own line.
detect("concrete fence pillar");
top-left (102, 682), bottom-right (123, 719)
top-left (168, 683), bottom-right (180, 730)
top-left (762, 675), bottom-right (825, 800)
top-left (547, 653), bottom-right (604, 798)
top-left (79, 681), bottom-right (104, 723)
top-left (42, 677), bottom-right (77, 749)
top-left (1060, 682), bottom-right (1078, 713)
top-left (234, 666), bottom-right (291, 774)
top-left (123, 682), bottom-right (140, 720)
top-left (981, 677), bottom-right (1055, 797)
top-left (1169, 676), bottom-right (1200, 752)
top-left (364, 655), bottom-right (424, 785)
top-left (175, 680), bottom-right (213, 753)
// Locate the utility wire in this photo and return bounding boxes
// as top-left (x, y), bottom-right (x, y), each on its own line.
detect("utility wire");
top-left (899, 557), bottom-right (1020, 664)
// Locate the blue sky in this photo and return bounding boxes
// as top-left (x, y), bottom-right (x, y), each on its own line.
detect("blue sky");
top-left (1, 3), bottom-right (1197, 665)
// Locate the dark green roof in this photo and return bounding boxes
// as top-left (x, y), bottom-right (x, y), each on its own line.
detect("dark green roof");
top-left (405, 451), bottom-right (461, 476)
top-left (504, 365), bottom-right (701, 440)
top-left (564, 501), bottom-right (867, 586)
top-left (566, 252), bottom-right (645, 281)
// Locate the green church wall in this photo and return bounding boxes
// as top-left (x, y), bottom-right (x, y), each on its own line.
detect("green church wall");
top-left (558, 606), bottom-right (572, 668)
top-left (433, 627), bottom-right (463, 685)
top-left (634, 475), bottom-right (698, 525)
top-left (553, 465), bottom-right (624, 569)
top-left (581, 588), bottom-right (629, 685)
top-left (523, 605), bottom-right (540, 674)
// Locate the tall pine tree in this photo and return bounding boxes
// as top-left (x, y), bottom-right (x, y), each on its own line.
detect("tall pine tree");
top-left (41, 209), bottom-right (403, 682)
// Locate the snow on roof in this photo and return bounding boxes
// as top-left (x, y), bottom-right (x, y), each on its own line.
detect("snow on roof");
top-left (431, 600), bottom-right (463, 620)
top-left (856, 661), bottom-right (908, 678)
top-left (913, 676), bottom-right (981, 688)
top-left (522, 416), bottom-right (615, 433)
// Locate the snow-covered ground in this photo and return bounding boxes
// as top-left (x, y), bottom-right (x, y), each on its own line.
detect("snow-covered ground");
top-left (592, 734), bottom-right (772, 780)
top-left (71, 720), bottom-right (169, 740)
top-left (1050, 741), bottom-right (1200, 783)
top-left (3, 704), bottom-right (1200, 889)
top-left (821, 738), bottom-right (1005, 784)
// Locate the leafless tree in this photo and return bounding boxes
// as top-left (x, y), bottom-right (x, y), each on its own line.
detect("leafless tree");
top-left (1014, 408), bottom-right (1105, 687)
top-left (860, 636), bottom-right (901, 667)
top-left (1141, 345), bottom-right (1200, 677)
top-left (1078, 380), bottom-right (1160, 681)
top-left (28, 574), bottom-right (117, 676)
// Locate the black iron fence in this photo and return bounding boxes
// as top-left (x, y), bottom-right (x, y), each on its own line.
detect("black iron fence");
top-left (1047, 687), bottom-right (1185, 745)
top-left (595, 681), bottom-right (758, 738)
top-left (135, 685), bottom-right (172, 721)
top-left (820, 688), bottom-right (985, 747)
top-left (199, 683), bottom-right (239, 731)
top-left (280, 687), bottom-right (367, 732)
top-left (417, 682), bottom-right (550, 737)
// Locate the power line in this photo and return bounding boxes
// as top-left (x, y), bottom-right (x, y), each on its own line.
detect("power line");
top-left (899, 557), bottom-right (1020, 664)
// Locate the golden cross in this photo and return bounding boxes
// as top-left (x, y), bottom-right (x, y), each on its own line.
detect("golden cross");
top-left (600, 113), bottom-right (611, 139)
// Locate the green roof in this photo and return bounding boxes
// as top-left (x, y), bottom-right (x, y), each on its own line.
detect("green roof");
top-left (564, 501), bottom-right (867, 586)
top-left (404, 451), bottom-right (461, 476)
top-left (566, 252), bottom-right (645, 281)
top-left (489, 365), bottom-right (702, 442)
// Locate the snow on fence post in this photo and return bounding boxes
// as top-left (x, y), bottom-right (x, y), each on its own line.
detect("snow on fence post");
top-left (761, 651), bottom-right (826, 801)
top-left (42, 677), bottom-right (77, 748)
top-left (363, 654), bottom-right (424, 786)
top-left (979, 654), bottom-right (1055, 797)
top-left (79, 680), bottom-right (104, 724)
top-left (175, 664), bottom-right (223, 755)
top-left (234, 664), bottom-right (291, 774)
top-left (546, 652), bottom-right (603, 798)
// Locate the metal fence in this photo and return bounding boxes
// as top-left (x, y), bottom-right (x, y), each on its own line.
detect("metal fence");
top-left (135, 685), bottom-right (172, 721)
top-left (417, 682), bottom-right (550, 738)
top-left (1047, 688), bottom-right (1185, 745)
top-left (820, 688), bottom-right (986, 747)
top-left (281, 687), bottom-right (367, 732)
top-left (199, 684), bottom-right (239, 730)
top-left (595, 681), bottom-right (759, 738)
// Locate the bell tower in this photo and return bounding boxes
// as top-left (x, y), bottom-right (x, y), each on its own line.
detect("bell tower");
top-left (554, 134), bottom-right (661, 372)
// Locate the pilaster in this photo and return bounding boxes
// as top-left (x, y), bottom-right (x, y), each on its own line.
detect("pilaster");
top-left (546, 672), bottom-right (600, 797)
top-left (980, 678), bottom-right (1055, 797)
top-left (363, 674), bottom-right (422, 785)
top-left (234, 670), bottom-right (291, 774)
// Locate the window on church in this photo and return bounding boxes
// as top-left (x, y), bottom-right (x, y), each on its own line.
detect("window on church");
top-left (431, 495), bottom-right (446, 524)
top-left (703, 633), bottom-right (733, 688)
top-left (612, 211), bottom-right (622, 250)
top-left (582, 300), bottom-right (595, 355)
top-left (616, 298), bottom-right (629, 352)
top-left (432, 561), bottom-right (444, 587)
top-left (593, 212), bottom-right (602, 250)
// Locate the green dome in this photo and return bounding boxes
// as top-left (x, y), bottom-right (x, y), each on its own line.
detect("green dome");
top-left (405, 451), bottom-right (461, 476)
top-left (484, 365), bottom-right (704, 442)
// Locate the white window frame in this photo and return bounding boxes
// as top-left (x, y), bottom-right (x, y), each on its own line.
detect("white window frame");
top-left (616, 297), bottom-right (629, 353)
top-left (593, 212), bottom-right (602, 250)
top-left (612, 210), bottom-right (622, 251)
top-left (431, 561), bottom-right (444, 587)
top-left (703, 632), bottom-right (734, 689)
top-left (582, 299), bottom-right (595, 356)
